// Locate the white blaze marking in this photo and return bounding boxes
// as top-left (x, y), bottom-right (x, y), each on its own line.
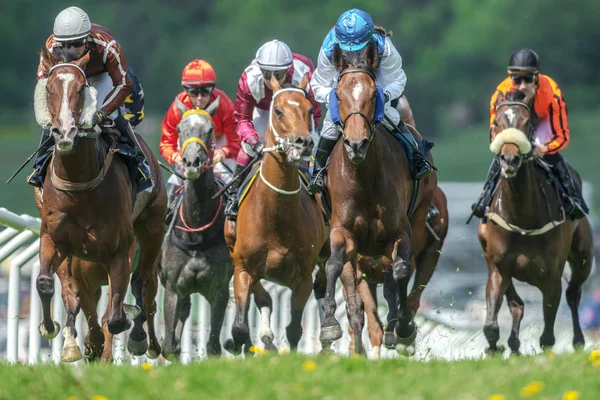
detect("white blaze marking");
top-left (352, 82), bottom-right (363, 101)
top-left (57, 72), bottom-right (75, 132)
top-left (287, 100), bottom-right (300, 106)
top-left (505, 108), bottom-right (516, 125)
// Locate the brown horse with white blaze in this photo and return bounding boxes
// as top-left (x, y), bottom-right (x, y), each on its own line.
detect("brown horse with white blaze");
top-left (32, 49), bottom-right (167, 362)
top-left (479, 90), bottom-right (593, 354)
top-left (224, 75), bottom-right (329, 353)
top-left (319, 43), bottom-right (437, 355)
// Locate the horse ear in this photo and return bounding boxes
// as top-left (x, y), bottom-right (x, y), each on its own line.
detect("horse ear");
top-left (205, 96), bottom-right (220, 116)
top-left (298, 73), bottom-right (309, 91)
top-left (270, 74), bottom-right (281, 92)
top-left (332, 44), bottom-right (346, 72)
top-left (365, 41), bottom-right (378, 70)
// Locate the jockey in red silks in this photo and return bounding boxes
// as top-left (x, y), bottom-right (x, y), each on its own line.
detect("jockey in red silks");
top-left (160, 59), bottom-right (240, 203)
top-left (224, 40), bottom-right (322, 220)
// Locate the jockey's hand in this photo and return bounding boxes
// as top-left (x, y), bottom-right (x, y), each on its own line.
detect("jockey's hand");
top-left (248, 137), bottom-right (264, 155)
top-left (92, 108), bottom-right (109, 127)
top-left (173, 153), bottom-right (183, 168)
top-left (212, 149), bottom-right (225, 165)
top-left (384, 91), bottom-right (391, 104)
top-left (533, 144), bottom-right (548, 159)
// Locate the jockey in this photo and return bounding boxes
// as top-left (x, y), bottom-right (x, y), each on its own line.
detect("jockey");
top-left (391, 94), bottom-right (416, 128)
top-left (472, 48), bottom-right (587, 220)
top-left (224, 39), bottom-right (322, 220)
top-left (33, 6), bottom-right (151, 188)
top-left (160, 59), bottom-right (240, 203)
top-left (307, 8), bottom-right (434, 194)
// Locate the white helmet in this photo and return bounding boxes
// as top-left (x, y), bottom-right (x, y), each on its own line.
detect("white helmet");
top-left (53, 7), bottom-right (91, 41)
top-left (255, 40), bottom-right (293, 71)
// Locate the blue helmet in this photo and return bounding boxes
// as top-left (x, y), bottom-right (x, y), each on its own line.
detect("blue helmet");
top-left (334, 8), bottom-right (374, 51)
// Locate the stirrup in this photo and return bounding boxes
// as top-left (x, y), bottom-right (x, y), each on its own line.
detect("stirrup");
top-left (307, 169), bottom-right (326, 194)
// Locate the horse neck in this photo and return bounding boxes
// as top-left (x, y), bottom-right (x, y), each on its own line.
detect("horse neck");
top-left (181, 168), bottom-right (219, 227)
top-left (260, 135), bottom-right (302, 198)
top-left (52, 138), bottom-right (104, 182)
top-left (496, 161), bottom-right (543, 227)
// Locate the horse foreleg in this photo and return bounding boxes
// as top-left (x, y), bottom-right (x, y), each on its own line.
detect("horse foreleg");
top-left (313, 266), bottom-right (327, 323)
top-left (107, 248), bottom-right (135, 335)
top-left (57, 257), bottom-right (83, 363)
top-left (100, 289), bottom-right (114, 363)
top-left (392, 235), bottom-right (416, 350)
top-left (505, 282), bottom-right (525, 355)
top-left (252, 281), bottom-right (277, 351)
top-left (320, 228), bottom-right (349, 344)
top-left (81, 287), bottom-right (104, 361)
top-left (483, 265), bottom-right (509, 354)
top-left (206, 289), bottom-right (229, 357)
top-left (567, 218), bottom-right (593, 349)
top-left (409, 240), bottom-right (443, 315)
top-left (287, 276), bottom-right (313, 351)
top-left (383, 267), bottom-right (398, 349)
top-left (340, 260), bottom-right (364, 355)
top-left (225, 267), bottom-right (254, 355)
top-left (162, 283), bottom-right (187, 361)
top-left (360, 281), bottom-right (383, 359)
top-left (37, 234), bottom-right (64, 339)
top-left (540, 277), bottom-right (562, 351)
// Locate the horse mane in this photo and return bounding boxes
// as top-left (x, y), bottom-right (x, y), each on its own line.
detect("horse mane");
top-left (340, 46), bottom-right (374, 72)
top-left (374, 26), bottom-right (392, 37)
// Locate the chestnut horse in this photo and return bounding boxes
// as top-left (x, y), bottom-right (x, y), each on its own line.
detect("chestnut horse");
top-left (32, 51), bottom-right (166, 362)
top-left (319, 43), bottom-right (437, 354)
top-left (160, 100), bottom-right (234, 359)
top-left (479, 91), bottom-right (593, 354)
top-left (224, 75), bottom-right (329, 353)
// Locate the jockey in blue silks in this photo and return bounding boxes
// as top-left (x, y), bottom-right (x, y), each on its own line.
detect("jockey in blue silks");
top-left (307, 8), bottom-right (434, 194)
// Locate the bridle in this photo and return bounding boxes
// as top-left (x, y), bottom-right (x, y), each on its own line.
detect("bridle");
top-left (179, 109), bottom-right (216, 176)
top-left (495, 100), bottom-right (535, 163)
top-left (336, 69), bottom-right (378, 144)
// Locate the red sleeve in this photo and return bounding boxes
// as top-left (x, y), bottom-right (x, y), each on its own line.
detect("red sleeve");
top-left (234, 72), bottom-right (260, 143)
top-left (214, 92), bottom-right (241, 159)
top-left (160, 99), bottom-right (182, 164)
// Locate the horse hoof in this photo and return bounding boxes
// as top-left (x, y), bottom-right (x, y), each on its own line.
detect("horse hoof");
top-left (261, 335), bottom-right (278, 352)
top-left (485, 345), bottom-right (505, 356)
top-left (123, 304), bottom-right (141, 320)
top-left (61, 344), bottom-right (83, 363)
top-left (127, 337), bottom-right (149, 356)
top-left (223, 338), bottom-right (242, 355)
top-left (370, 346), bottom-right (381, 360)
top-left (396, 343), bottom-right (416, 357)
top-left (147, 343), bottom-right (161, 360)
top-left (394, 325), bottom-right (417, 346)
top-left (107, 318), bottom-right (131, 335)
top-left (39, 321), bottom-right (61, 339)
top-left (383, 332), bottom-right (397, 349)
top-left (320, 324), bottom-right (343, 343)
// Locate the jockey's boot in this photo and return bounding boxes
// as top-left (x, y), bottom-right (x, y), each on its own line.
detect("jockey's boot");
top-left (306, 137), bottom-right (337, 194)
top-left (554, 159), bottom-right (588, 219)
top-left (427, 203), bottom-right (440, 221)
top-left (471, 158), bottom-right (501, 219)
top-left (224, 163), bottom-right (248, 221)
top-left (393, 122), bottom-right (435, 180)
top-left (27, 128), bottom-right (53, 188)
top-left (114, 114), bottom-right (153, 191)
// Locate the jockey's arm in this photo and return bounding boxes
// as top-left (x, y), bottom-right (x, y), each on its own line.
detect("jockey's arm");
top-left (310, 50), bottom-right (338, 104)
top-left (159, 102), bottom-right (181, 164)
top-left (306, 76), bottom-right (323, 127)
top-left (234, 73), bottom-right (260, 143)
top-left (377, 38), bottom-right (407, 102)
top-left (217, 94), bottom-right (241, 159)
top-left (544, 90), bottom-right (570, 154)
top-left (489, 89), bottom-right (504, 141)
top-left (101, 41), bottom-right (132, 115)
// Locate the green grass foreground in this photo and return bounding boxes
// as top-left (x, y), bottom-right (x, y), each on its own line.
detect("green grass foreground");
top-left (0, 352), bottom-right (599, 400)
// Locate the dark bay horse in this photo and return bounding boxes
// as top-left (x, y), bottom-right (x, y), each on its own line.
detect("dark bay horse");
top-left (159, 100), bottom-right (234, 359)
top-left (479, 91), bottom-right (593, 354)
top-left (32, 50), bottom-right (166, 362)
top-left (319, 43), bottom-right (437, 354)
top-left (224, 75), bottom-right (329, 354)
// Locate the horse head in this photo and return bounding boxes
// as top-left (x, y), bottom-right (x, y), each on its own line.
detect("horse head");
top-left (176, 98), bottom-right (219, 180)
top-left (265, 73), bottom-right (314, 166)
top-left (490, 90), bottom-right (535, 179)
top-left (34, 45), bottom-right (97, 153)
top-left (331, 41), bottom-right (381, 164)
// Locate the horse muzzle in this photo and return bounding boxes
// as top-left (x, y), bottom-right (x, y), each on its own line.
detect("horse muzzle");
top-left (343, 137), bottom-right (370, 164)
top-left (53, 126), bottom-right (77, 152)
top-left (287, 134), bottom-right (314, 164)
top-left (499, 153), bottom-right (522, 179)
top-left (184, 166), bottom-right (201, 180)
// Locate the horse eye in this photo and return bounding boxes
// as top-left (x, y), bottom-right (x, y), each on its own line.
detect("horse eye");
top-left (308, 108), bottom-right (314, 115)
top-left (275, 108), bottom-right (284, 117)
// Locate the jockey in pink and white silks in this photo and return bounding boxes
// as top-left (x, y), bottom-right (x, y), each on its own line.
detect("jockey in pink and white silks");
top-left (224, 40), bottom-right (322, 220)
top-left (306, 8), bottom-right (434, 194)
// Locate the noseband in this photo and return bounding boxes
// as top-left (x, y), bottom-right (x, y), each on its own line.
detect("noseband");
top-left (179, 109), bottom-right (216, 175)
top-left (495, 100), bottom-right (535, 163)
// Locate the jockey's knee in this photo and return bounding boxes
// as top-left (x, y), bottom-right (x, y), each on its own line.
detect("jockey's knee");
top-left (235, 148), bottom-right (253, 166)
top-left (543, 152), bottom-right (563, 166)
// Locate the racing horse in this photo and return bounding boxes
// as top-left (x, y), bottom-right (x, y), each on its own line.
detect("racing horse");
top-left (32, 48), bottom-right (166, 362)
top-left (478, 90), bottom-right (593, 354)
top-left (224, 75), bottom-right (329, 354)
top-left (318, 42), bottom-right (438, 355)
top-left (159, 100), bottom-right (234, 359)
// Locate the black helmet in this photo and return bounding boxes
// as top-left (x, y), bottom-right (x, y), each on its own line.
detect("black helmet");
top-left (507, 48), bottom-right (540, 73)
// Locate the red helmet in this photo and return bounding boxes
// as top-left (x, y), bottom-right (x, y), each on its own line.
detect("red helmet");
top-left (181, 59), bottom-right (217, 86)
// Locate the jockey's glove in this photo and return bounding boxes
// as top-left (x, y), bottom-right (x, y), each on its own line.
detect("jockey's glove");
top-left (248, 137), bottom-right (264, 155)
top-left (384, 91), bottom-right (391, 104)
top-left (92, 108), bottom-right (109, 127)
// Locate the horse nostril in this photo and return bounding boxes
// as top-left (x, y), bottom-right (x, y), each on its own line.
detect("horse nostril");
top-left (499, 154), bottom-right (506, 162)
top-left (182, 156), bottom-right (189, 166)
top-left (192, 157), bottom-right (201, 167)
top-left (510, 157), bottom-right (521, 168)
top-left (295, 137), bottom-right (305, 145)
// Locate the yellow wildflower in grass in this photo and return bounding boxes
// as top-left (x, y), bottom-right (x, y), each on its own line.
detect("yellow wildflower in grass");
top-left (66, 397), bottom-right (80, 400)
top-left (588, 350), bottom-right (600, 361)
top-left (547, 351), bottom-right (556, 359)
top-left (141, 363), bottom-right (153, 371)
top-left (519, 381), bottom-right (545, 397)
top-left (592, 359), bottom-right (600, 368)
top-left (249, 345), bottom-right (265, 355)
top-left (301, 360), bottom-right (317, 372)
top-left (91, 396), bottom-right (109, 400)
top-left (488, 395), bottom-right (506, 400)
top-left (562, 390), bottom-right (580, 400)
